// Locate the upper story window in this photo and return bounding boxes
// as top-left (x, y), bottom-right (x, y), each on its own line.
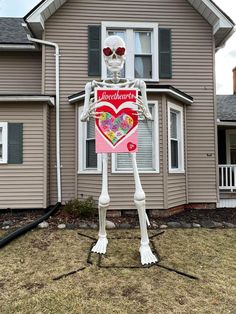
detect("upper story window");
top-left (0, 122), bottom-right (8, 164)
top-left (101, 22), bottom-right (159, 81)
top-left (168, 103), bottom-right (184, 173)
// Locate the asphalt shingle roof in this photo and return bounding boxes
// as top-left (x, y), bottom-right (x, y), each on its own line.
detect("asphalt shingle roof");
top-left (217, 94), bottom-right (236, 121)
top-left (0, 18), bottom-right (30, 44)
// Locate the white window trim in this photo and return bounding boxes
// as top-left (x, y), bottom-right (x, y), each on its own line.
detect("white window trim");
top-left (101, 21), bottom-right (159, 81)
top-left (111, 101), bottom-right (159, 173)
top-left (78, 107), bottom-right (102, 174)
top-left (0, 122), bottom-right (8, 164)
top-left (168, 102), bottom-right (185, 173)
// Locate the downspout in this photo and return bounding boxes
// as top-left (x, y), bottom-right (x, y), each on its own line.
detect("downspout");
top-left (22, 24), bottom-right (62, 203)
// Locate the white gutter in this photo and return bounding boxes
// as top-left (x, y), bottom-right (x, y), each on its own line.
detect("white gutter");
top-left (217, 120), bottom-right (236, 126)
top-left (22, 23), bottom-right (62, 203)
top-left (0, 95), bottom-right (55, 105)
top-left (0, 44), bottom-right (36, 51)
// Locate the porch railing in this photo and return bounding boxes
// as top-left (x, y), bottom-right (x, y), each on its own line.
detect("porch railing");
top-left (219, 165), bottom-right (236, 191)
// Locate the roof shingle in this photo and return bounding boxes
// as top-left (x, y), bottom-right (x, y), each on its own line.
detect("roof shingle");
top-left (0, 18), bottom-right (30, 44)
top-left (217, 94), bottom-right (236, 121)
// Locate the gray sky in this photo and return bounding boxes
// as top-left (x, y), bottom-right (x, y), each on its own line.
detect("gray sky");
top-left (0, 0), bottom-right (235, 95)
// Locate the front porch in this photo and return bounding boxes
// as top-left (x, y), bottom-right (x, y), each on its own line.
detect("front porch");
top-left (218, 126), bottom-right (236, 207)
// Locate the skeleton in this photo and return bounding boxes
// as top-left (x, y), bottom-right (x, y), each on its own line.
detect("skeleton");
top-left (81, 35), bottom-right (158, 265)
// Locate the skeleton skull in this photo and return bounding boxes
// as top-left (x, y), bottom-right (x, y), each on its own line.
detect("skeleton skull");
top-left (103, 35), bottom-right (126, 74)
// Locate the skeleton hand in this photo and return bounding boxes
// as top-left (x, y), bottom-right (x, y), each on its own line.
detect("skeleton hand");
top-left (133, 95), bottom-right (152, 120)
top-left (80, 98), bottom-right (103, 121)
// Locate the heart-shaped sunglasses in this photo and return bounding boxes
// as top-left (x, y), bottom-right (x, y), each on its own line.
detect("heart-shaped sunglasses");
top-left (103, 47), bottom-right (126, 57)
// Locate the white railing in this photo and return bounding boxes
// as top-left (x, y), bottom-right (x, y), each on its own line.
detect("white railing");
top-left (219, 165), bottom-right (236, 191)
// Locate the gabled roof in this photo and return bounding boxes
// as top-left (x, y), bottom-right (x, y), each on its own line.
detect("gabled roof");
top-left (0, 18), bottom-right (29, 44)
top-left (24, 0), bottom-right (67, 38)
top-left (217, 94), bottom-right (236, 121)
top-left (0, 18), bottom-right (36, 50)
top-left (24, 0), bottom-right (235, 47)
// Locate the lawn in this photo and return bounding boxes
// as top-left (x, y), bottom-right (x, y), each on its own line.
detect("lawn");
top-left (0, 228), bottom-right (235, 314)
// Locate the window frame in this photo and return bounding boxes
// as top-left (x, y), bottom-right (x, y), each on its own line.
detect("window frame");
top-left (78, 106), bottom-right (102, 174)
top-left (168, 102), bottom-right (185, 173)
top-left (0, 122), bottom-right (8, 164)
top-left (101, 21), bottom-right (159, 81)
top-left (111, 101), bottom-right (159, 173)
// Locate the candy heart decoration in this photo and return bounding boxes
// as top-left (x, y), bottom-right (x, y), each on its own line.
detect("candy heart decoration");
top-left (96, 106), bottom-right (138, 147)
top-left (127, 142), bottom-right (137, 152)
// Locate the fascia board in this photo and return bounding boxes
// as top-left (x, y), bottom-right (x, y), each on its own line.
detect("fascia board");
top-left (26, 0), bottom-right (67, 35)
top-left (0, 96), bottom-right (55, 106)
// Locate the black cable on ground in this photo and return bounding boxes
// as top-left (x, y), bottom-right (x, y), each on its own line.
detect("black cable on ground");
top-left (0, 202), bottom-right (61, 249)
top-left (53, 267), bottom-right (87, 281)
top-left (77, 232), bottom-right (97, 241)
top-left (156, 264), bottom-right (199, 280)
top-left (149, 231), bottom-right (165, 239)
top-left (53, 231), bottom-right (198, 281)
top-left (87, 242), bottom-right (97, 264)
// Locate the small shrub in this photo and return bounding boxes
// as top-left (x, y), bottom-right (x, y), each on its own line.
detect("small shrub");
top-left (63, 196), bottom-right (97, 218)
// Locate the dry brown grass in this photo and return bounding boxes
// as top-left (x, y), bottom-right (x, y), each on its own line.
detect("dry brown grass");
top-left (0, 228), bottom-right (235, 314)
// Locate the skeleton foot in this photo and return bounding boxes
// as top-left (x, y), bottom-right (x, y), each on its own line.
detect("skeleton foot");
top-left (92, 236), bottom-right (108, 254)
top-left (140, 244), bottom-right (158, 265)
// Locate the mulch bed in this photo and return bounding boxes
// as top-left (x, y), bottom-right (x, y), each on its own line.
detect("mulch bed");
top-left (0, 206), bottom-right (235, 230)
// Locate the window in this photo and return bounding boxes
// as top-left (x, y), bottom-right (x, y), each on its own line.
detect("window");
top-left (112, 102), bottom-right (159, 173)
top-left (168, 103), bottom-right (184, 172)
top-left (0, 122), bottom-right (8, 164)
top-left (78, 107), bottom-right (102, 173)
top-left (102, 22), bottom-right (158, 81)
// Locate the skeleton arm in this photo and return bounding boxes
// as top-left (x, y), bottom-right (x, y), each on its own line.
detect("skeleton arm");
top-left (80, 82), bottom-right (94, 122)
top-left (134, 80), bottom-right (152, 120)
top-left (81, 80), bottom-right (104, 121)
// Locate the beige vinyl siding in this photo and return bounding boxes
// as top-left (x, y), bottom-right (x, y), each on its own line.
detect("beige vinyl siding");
top-left (44, 0), bottom-right (217, 208)
top-left (168, 175), bottom-right (186, 208)
top-left (0, 103), bottom-right (47, 209)
top-left (0, 51), bottom-right (41, 94)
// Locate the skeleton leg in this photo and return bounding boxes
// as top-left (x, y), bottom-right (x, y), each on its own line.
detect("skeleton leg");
top-left (131, 153), bottom-right (158, 265)
top-left (92, 153), bottom-right (109, 254)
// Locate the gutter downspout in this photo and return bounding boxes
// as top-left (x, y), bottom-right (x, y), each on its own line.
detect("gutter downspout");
top-left (22, 24), bottom-right (62, 203)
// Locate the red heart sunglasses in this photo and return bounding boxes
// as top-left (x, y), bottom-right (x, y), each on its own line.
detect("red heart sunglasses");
top-left (103, 47), bottom-right (126, 57)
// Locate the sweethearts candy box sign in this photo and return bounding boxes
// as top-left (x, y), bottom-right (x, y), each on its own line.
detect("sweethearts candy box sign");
top-left (95, 88), bottom-right (138, 153)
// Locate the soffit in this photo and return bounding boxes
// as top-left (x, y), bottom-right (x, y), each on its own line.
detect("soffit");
top-left (24, 0), bottom-right (67, 38)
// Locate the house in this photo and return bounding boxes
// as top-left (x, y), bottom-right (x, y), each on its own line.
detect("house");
top-left (0, 0), bottom-right (234, 215)
top-left (217, 67), bottom-right (236, 208)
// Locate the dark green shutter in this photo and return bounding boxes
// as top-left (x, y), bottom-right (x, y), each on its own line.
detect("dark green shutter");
top-left (8, 123), bottom-right (23, 164)
top-left (159, 28), bottom-right (172, 79)
top-left (88, 25), bottom-right (101, 76)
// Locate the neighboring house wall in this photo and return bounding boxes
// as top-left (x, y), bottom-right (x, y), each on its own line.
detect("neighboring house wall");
top-left (0, 51), bottom-right (42, 94)
top-left (44, 0), bottom-right (217, 208)
top-left (0, 103), bottom-right (48, 209)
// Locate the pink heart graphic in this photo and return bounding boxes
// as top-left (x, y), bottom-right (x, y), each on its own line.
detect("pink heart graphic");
top-left (96, 106), bottom-right (138, 147)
